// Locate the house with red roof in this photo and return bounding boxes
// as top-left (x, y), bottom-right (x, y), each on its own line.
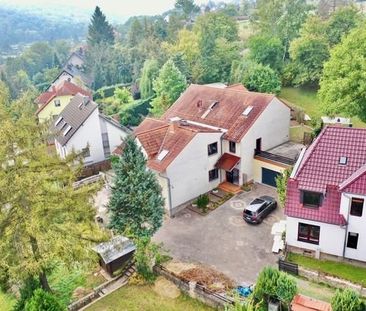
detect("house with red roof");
top-left (285, 126), bottom-right (366, 262)
top-left (36, 80), bottom-right (92, 123)
top-left (134, 84), bottom-right (293, 215)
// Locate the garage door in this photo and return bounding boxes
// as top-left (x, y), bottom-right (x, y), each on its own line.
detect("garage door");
top-left (262, 168), bottom-right (281, 187)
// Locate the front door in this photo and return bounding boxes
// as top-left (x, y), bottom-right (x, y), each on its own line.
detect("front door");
top-left (226, 168), bottom-right (239, 184)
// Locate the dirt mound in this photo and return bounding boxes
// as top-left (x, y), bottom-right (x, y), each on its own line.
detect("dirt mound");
top-left (153, 277), bottom-right (181, 299)
top-left (179, 266), bottom-right (235, 292)
top-left (165, 261), bottom-right (197, 275)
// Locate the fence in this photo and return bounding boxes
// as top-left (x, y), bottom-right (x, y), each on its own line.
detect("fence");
top-left (278, 259), bottom-right (299, 276)
top-left (154, 265), bottom-right (234, 310)
top-left (73, 172), bottom-right (105, 189)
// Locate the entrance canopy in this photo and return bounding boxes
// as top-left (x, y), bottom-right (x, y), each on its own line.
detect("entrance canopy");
top-left (215, 153), bottom-right (240, 171)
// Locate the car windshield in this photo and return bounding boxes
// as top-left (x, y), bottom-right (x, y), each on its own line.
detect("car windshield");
top-left (244, 209), bottom-right (254, 216)
top-left (250, 198), bottom-right (264, 205)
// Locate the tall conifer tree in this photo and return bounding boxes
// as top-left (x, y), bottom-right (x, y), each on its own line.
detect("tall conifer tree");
top-left (88, 6), bottom-right (115, 46)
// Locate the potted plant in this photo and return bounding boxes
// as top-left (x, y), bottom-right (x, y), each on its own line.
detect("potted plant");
top-left (212, 188), bottom-right (219, 194)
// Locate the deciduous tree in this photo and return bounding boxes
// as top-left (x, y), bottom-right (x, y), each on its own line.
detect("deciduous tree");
top-left (108, 136), bottom-right (165, 237)
top-left (319, 25), bottom-right (366, 121)
top-left (150, 59), bottom-right (187, 116)
top-left (140, 59), bottom-right (160, 99)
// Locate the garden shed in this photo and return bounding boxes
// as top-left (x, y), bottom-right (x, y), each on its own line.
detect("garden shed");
top-left (93, 235), bottom-right (136, 276)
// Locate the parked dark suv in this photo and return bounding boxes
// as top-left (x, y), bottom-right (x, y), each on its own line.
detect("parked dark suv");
top-left (243, 196), bottom-right (277, 224)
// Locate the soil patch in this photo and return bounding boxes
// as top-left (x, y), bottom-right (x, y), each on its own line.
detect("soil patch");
top-left (153, 277), bottom-right (181, 299)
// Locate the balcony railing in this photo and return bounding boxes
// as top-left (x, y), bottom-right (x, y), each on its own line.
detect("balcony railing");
top-left (254, 149), bottom-right (296, 165)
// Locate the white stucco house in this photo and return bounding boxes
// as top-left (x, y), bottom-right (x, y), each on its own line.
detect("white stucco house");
top-left (134, 83), bottom-right (293, 215)
top-left (285, 126), bottom-right (366, 262)
top-left (53, 93), bottom-right (130, 165)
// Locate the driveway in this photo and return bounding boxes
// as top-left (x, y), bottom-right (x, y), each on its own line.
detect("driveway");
top-left (153, 183), bottom-right (284, 284)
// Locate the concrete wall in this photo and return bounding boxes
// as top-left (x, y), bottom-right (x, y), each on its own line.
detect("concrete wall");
top-left (239, 98), bottom-right (291, 183)
top-left (253, 158), bottom-right (288, 184)
top-left (63, 109), bottom-right (105, 165)
top-left (38, 95), bottom-right (73, 122)
top-left (166, 132), bottom-right (223, 209)
top-left (286, 216), bottom-right (346, 257)
top-left (341, 193), bottom-right (366, 262)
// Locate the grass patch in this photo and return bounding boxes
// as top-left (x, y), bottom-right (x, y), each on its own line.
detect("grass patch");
top-left (290, 125), bottom-right (313, 143)
top-left (237, 20), bottom-right (254, 42)
top-left (0, 290), bottom-right (16, 311)
top-left (288, 252), bottom-right (366, 287)
top-left (85, 284), bottom-right (213, 311)
top-left (280, 86), bottom-right (366, 128)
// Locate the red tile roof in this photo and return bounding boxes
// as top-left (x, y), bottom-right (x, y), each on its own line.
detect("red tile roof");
top-left (162, 84), bottom-right (279, 142)
top-left (135, 118), bottom-right (221, 172)
top-left (285, 126), bottom-right (366, 225)
top-left (215, 153), bottom-right (241, 171)
top-left (35, 81), bottom-right (92, 115)
top-left (291, 294), bottom-right (331, 311)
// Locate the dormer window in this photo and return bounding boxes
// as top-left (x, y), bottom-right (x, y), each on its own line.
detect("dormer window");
top-left (339, 156), bottom-right (347, 165)
top-left (301, 191), bottom-right (323, 208)
top-left (157, 149), bottom-right (169, 161)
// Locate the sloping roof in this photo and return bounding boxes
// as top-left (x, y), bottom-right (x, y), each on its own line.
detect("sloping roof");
top-left (215, 153), bottom-right (241, 171)
top-left (291, 294), bottom-right (331, 311)
top-left (53, 94), bottom-right (98, 146)
top-left (92, 236), bottom-right (135, 264)
top-left (99, 113), bottom-right (132, 134)
top-left (285, 126), bottom-right (366, 225)
top-left (294, 126), bottom-right (366, 193)
top-left (135, 118), bottom-right (221, 172)
top-left (36, 81), bottom-right (92, 114)
top-left (162, 84), bottom-right (278, 143)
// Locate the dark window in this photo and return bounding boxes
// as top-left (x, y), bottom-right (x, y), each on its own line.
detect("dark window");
top-left (347, 232), bottom-right (359, 249)
top-left (229, 141), bottom-right (236, 153)
top-left (208, 142), bottom-right (218, 156)
top-left (350, 198), bottom-right (364, 217)
top-left (82, 147), bottom-right (90, 157)
top-left (102, 132), bottom-right (111, 157)
top-left (54, 99), bottom-right (61, 107)
top-left (298, 223), bottom-right (320, 244)
top-left (208, 168), bottom-right (219, 181)
top-left (302, 191), bottom-right (322, 208)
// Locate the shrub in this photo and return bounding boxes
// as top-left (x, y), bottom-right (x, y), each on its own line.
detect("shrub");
top-left (134, 237), bottom-right (163, 283)
top-left (275, 169), bottom-right (292, 208)
top-left (13, 277), bottom-right (40, 311)
top-left (25, 288), bottom-right (65, 311)
top-left (196, 194), bottom-right (210, 212)
top-left (331, 289), bottom-right (364, 311)
top-left (119, 97), bottom-right (152, 126)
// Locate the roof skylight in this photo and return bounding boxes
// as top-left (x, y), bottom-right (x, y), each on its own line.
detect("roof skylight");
top-left (63, 125), bottom-right (72, 136)
top-left (242, 106), bottom-right (253, 116)
top-left (157, 149), bottom-right (169, 161)
top-left (339, 156), bottom-right (347, 165)
top-left (55, 116), bottom-right (63, 126)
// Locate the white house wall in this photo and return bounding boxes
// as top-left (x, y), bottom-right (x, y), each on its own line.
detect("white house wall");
top-left (286, 216), bottom-right (346, 257)
top-left (341, 193), bottom-right (366, 262)
top-left (166, 132), bottom-right (223, 209)
top-left (64, 109), bottom-right (105, 165)
top-left (105, 120), bottom-right (129, 152)
top-left (240, 98), bottom-right (290, 182)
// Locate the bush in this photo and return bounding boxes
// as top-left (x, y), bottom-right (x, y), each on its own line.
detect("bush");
top-left (253, 267), bottom-right (297, 309)
top-left (25, 288), bottom-right (65, 311)
top-left (196, 194), bottom-right (210, 212)
top-left (331, 289), bottom-right (364, 311)
top-left (134, 237), bottom-right (163, 283)
top-left (119, 97), bottom-right (152, 126)
top-left (94, 83), bottom-right (132, 100)
top-left (275, 169), bottom-right (292, 208)
top-left (13, 277), bottom-right (40, 311)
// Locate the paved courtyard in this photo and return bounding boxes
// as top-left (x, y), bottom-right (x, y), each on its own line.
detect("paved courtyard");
top-left (153, 183), bottom-right (284, 284)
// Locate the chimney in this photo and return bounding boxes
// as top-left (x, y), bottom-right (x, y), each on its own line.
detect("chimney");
top-left (196, 100), bottom-right (202, 109)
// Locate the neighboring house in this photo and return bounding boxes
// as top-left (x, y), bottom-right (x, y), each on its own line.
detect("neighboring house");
top-left (53, 94), bottom-right (130, 165)
top-left (49, 66), bottom-right (93, 91)
top-left (285, 126), bottom-right (366, 262)
top-left (65, 47), bottom-right (86, 69)
top-left (36, 80), bottom-right (92, 123)
top-left (134, 84), bottom-right (293, 215)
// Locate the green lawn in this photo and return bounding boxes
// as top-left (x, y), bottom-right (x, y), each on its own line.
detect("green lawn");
top-left (237, 20), bottom-right (253, 42)
top-left (86, 285), bottom-right (214, 311)
top-left (0, 291), bottom-right (16, 311)
top-left (288, 253), bottom-right (366, 287)
top-left (280, 86), bottom-right (366, 128)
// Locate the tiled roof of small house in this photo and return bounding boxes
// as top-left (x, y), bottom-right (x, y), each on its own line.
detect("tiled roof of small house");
top-left (285, 126), bottom-right (366, 225)
top-left (135, 118), bottom-right (221, 172)
top-left (36, 80), bottom-right (91, 114)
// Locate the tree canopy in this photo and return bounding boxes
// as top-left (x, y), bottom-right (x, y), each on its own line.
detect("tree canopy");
top-left (88, 6), bottom-right (115, 46)
top-left (319, 24), bottom-right (366, 122)
top-left (108, 136), bottom-right (165, 238)
top-left (0, 94), bottom-right (104, 291)
top-left (150, 59), bottom-right (187, 116)
top-left (140, 59), bottom-right (160, 99)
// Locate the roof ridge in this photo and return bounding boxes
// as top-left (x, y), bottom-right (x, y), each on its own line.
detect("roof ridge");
top-left (190, 83), bottom-right (276, 97)
top-left (339, 163), bottom-right (366, 190)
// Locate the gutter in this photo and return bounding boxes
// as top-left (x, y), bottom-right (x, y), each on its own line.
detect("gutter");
top-left (159, 173), bottom-right (173, 217)
top-left (342, 193), bottom-right (351, 258)
top-left (290, 147), bottom-right (306, 178)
